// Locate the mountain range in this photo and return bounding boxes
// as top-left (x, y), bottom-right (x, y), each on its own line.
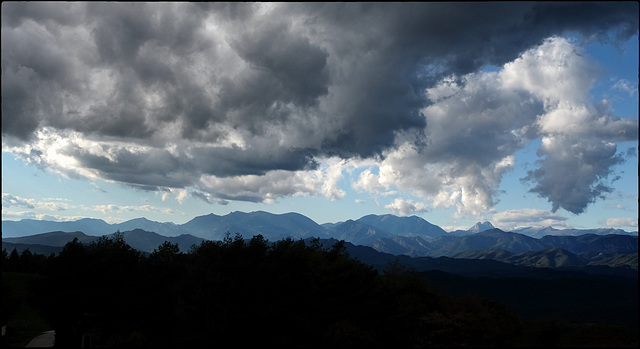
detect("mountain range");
top-left (3, 211), bottom-right (637, 271)
top-left (3, 210), bottom-right (636, 240)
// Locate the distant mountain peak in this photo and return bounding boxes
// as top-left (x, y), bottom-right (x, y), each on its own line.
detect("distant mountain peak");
top-left (469, 221), bottom-right (495, 233)
top-left (355, 214), bottom-right (447, 238)
top-left (127, 217), bottom-right (152, 223)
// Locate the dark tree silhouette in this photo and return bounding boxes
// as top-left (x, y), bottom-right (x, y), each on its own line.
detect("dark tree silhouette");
top-left (4, 233), bottom-right (632, 348)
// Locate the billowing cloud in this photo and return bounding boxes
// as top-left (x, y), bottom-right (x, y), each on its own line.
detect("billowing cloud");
top-left (197, 168), bottom-right (322, 204)
top-left (511, 38), bottom-right (638, 214)
top-left (523, 136), bottom-right (625, 214)
top-left (2, 2), bottom-right (638, 214)
top-left (354, 36), bottom-right (637, 216)
top-left (2, 193), bottom-right (35, 209)
top-left (385, 198), bottom-right (427, 217)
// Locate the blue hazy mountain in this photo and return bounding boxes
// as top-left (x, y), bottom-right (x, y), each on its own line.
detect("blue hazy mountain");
top-left (180, 211), bottom-right (328, 241)
top-left (2, 231), bottom-right (99, 246)
top-left (425, 229), bottom-right (551, 257)
top-left (324, 219), bottom-right (395, 246)
top-left (2, 218), bottom-right (113, 238)
top-left (2, 211), bottom-right (327, 241)
top-left (4, 212), bottom-right (636, 240)
top-left (2, 211), bottom-right (637, 263)
top-left (513, 226), bottom-right (637, 238)
top-left (356, 214), bottom-right (448, 238)
top-left (114, 218), bottom-right (189, 237)
top-left (116, 229), bottom-right (204, 253)
top-left (2, 229), bottom-right (204, 253)
top-left (1, 217), bottom-right (187, 238)
top-left (369, 235), bottom-right (434, 257)
top-left (326, 214), bottom-right (447, 251)
top-left (539, 234), bottom-right (639, 256)
top-left (448, 221), bottom-right (497, 236)
top-left (468, 221), bottom-right (496, 233)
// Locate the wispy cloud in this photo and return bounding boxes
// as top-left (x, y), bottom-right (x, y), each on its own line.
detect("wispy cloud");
top-left (492, 208), bottom-right (568, 230)
top-left (2, 193), bottom-right (183, 221)
top-left (2, 193), bottom-right (69, 211)
top-left (605, 217), bottom-right (638, 229)
top-left (2, 193), bottom-right (35, 209)
top-left (92, 204), bottom-right (179, 215)
top-left (612, 79), bottom-right (638, 96)
top-left (0, 210), bottom-right (85, 222)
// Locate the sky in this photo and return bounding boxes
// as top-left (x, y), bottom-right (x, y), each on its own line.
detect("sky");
top-left (2, 2), bottom-right (638, 232)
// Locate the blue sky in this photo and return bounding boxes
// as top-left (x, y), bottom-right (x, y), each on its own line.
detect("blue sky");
top-left (2, 3), bottom-right (638, 232)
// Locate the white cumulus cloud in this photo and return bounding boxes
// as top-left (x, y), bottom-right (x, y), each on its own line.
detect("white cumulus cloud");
top-left (605, 217), bottom-right (638, 229)
top-left (384, 198), bottom-right (428, 217)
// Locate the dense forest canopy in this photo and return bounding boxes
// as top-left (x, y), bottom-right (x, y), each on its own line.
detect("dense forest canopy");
top-left (2, 233), bottom-right (638, 347)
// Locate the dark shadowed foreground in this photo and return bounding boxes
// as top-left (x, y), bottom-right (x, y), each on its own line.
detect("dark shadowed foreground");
top-left (2, 233), bottom-right (638, 347)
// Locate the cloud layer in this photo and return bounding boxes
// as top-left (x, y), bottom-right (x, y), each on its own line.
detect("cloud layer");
top-left (2, 2), bottom-right (638, 215)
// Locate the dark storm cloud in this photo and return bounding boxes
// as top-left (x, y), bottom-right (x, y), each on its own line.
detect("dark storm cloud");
top-left (85, 2), bottom-right (210, 65)
top-left (71, 146), bottom-right (197, 189)
top-left (60, 138), bottom-right (317, 191)
top-left (1, 2), bottom-right (638, 209)
top-left (1, 1), bottom-right (84, 27)
top-left (229, 20), bottom-right (329, 107)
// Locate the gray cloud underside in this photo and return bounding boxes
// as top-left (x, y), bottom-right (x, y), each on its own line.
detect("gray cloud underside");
top-left (2, 2), bottom-right (638, 212)
top-left (524, 137), bottom-right (626, 214)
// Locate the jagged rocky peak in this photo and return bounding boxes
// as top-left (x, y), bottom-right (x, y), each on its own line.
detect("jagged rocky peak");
top-left (469, 221), bottom-right (495, 233)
